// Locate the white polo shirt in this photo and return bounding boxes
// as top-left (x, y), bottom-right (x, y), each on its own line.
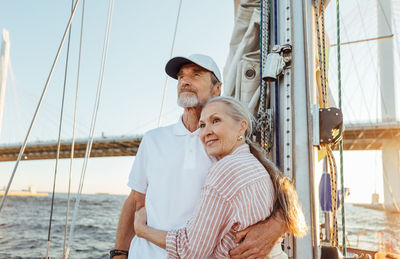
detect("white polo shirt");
top-left (128, 117), bottom-right (214, 259)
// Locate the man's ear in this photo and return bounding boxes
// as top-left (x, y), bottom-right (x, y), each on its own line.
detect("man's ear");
top-left (212, 82), bottom-right (222, 97)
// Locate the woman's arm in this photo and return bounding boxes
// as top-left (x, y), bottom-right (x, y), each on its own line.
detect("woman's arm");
top-left (135, 186), bottom-right (233, 258)
top-left (134, 208), bottom-right (167, 249)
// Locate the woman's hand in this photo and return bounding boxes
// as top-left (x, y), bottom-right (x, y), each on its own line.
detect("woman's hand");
top-left (133, 208), bottom-right (167, 249)
top-left (134, 207), bottom-right (147, 238)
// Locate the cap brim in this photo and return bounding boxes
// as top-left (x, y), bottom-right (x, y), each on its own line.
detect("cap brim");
top-left (165, 57), bottom-right (194, 80)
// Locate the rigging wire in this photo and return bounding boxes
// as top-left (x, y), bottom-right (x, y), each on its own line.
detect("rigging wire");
top-left (157, 0), bottom-right (183, 127)
top-left (46, 0), bottom-right (75, 257)
top-left (0, 0), bottom-right (81, 214)
top-left (63, 0), bottom-right (86, 258)
top-left (272, 0), bottom-right (279, 165)
top-left (65, 0), bottom-right (114, 257)
top-left (336, 0), bottom-right (346, 254)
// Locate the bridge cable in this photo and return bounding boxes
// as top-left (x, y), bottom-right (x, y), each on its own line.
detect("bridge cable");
top-left (65, 0), bottom-right (114, 257)
top-left (62, 0), bottom-right (86, 258)
top-left (157, 0), bottom-right (183, 127)
top-left (0, 0), bottom-right (81, 214)
top-left (45, 0), bottom-right (76, 257)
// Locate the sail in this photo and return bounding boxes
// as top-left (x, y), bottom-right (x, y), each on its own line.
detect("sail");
top-left (0, 29), bottom-right (10, 136)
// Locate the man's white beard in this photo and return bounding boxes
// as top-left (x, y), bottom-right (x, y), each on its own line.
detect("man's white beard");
top-left (177, 93), bottom-right (199, 108)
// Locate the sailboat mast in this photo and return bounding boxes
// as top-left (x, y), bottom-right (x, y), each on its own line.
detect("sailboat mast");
top-left (0, 29), bottom-right (10, 136)
top-left (378, 0), bottom-right (400, 212)
top-left (290, 1), bottom-right (317, 258)
top-left (273, 0), bottom-right (317, 258)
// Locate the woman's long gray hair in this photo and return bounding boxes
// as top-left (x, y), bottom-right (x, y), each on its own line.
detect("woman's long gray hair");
top-left (204, 96), bottom-right (307, 237)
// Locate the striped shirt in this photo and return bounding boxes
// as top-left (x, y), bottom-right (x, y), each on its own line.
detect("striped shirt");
top-left (166, 144), bottom-right (275, 258)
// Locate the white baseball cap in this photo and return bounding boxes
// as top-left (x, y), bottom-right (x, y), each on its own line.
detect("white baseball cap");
top-left (165, 54), bottom-right (222, 82)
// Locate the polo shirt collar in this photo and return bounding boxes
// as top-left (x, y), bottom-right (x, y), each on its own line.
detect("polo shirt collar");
top-left (173, 116), bottom-right (200, 136)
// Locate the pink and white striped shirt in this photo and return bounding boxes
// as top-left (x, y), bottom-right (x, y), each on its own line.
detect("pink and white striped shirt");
top-left (166, 144), bottom-right (275, 258)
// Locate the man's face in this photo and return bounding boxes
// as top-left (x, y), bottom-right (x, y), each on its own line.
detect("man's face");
top-left (176, 63), bottom-right (220, 108)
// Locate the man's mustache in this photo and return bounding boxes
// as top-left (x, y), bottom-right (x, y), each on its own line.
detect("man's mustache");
top-left (178, 87), bottom-right (197, 94)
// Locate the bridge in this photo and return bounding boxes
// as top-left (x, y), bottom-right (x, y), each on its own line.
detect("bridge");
top-left (0, 122), bottom-right (399, 162)
top-left (0, 136), bottom-right (142, 162)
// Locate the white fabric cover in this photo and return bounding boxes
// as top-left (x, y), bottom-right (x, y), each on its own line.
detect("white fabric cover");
top-left (223, 2), bottom-right (261, 114)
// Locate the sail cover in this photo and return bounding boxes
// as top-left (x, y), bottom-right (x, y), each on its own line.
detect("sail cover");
top-left (223, 0), bottom-right (261, 114)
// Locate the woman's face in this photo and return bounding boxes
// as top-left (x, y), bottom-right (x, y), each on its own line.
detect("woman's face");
top-left (199, 102), bottom-right (247, 160)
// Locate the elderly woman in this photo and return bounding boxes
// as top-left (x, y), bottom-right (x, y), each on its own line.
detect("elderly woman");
top-left (134, 96), bottom-right (307, 258)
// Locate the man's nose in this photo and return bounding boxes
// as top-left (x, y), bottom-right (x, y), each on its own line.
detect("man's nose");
top-left (180, 77), bottom-right (192, 86)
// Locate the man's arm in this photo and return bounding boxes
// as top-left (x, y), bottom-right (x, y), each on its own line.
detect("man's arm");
top-left (113, 190), bottom-right (145, 259)
top-left (229, 209), bottom-right (287, 259)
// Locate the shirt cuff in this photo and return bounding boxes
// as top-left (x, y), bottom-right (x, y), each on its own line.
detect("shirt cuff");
top-left (166, 230), bottom-right (179, 258)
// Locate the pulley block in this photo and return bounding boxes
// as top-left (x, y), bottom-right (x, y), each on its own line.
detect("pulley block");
top-left (319, 107), bottom-right (343, 144)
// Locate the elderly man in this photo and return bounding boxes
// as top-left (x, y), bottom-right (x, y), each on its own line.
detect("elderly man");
top-left (112, 54), bottom-right (286, 259)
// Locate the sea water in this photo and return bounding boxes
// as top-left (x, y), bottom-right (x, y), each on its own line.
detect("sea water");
top-left (0, 194), bottom-right (399, 258)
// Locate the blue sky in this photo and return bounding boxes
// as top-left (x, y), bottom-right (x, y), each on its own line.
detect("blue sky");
top-left (0, 0), bottom-right (399, 204)
top-left (0, 0), bottom-right (234, 195)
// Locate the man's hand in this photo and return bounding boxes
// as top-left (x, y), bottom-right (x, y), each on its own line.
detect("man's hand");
top-left (229, 213), bottom-right (287, 259)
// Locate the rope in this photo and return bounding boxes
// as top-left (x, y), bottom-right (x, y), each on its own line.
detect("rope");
top-left (157, 0), bottom-right (183, 127)
top-left (320, 0), bottom-right (328, 104)
top-left (46, 0), bottom-right (75, 257)
top-left (63, 0), bottom-right (85, 258)
top-left (257, 0), bottom-right (272, 154)
top-left (313, 0), bottom-right (326, 108)
top-left (65, 0), bottom-right (114, 257)
top-left (315, 0), bottom-right (340, 247)
top-left (336, 0), bottom-right (346, 255)
top-left (326, 146), bottom-right (338, 247)
top-left (0, 0), bottom-right (81, 214)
